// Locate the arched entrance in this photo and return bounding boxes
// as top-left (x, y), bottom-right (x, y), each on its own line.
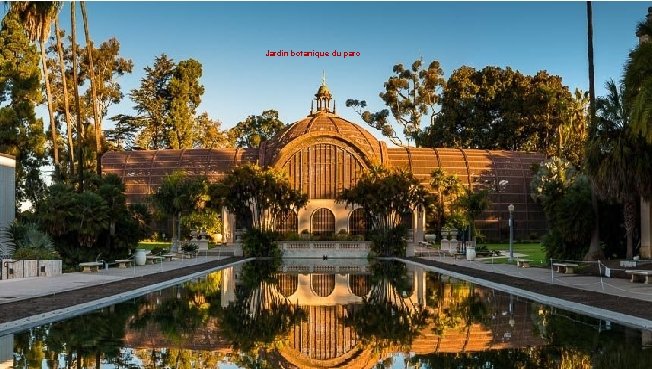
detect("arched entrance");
top-left (349, 208), bottom-right (367, 236)
top-left (275, 210), bottom-right (298, 234)
top-left (312, 208), bottom-right (335, 236)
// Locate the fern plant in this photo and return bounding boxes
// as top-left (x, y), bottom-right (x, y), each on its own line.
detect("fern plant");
top-left (0, 226), bottom-right (16, 259)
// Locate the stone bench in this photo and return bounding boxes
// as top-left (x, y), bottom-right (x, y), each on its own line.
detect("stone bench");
top-left (114, 259), bottom-right (132, 268)
top-left (79, 262), bottom-right (103, 272)
top-left (453, 252), bottom-right (466, 260)
top-left (517, 259), bottom-right (532, 268)
top-left (553, 263), bottom-right (578, 274)
top-left (625, 270), bottom-right (652, 284)
top-left (146, 255), bottom-right (164, 264)
top-left (162, 253), bottom-right (176, 261)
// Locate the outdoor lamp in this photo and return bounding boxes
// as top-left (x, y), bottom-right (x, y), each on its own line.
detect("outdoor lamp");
top-left (508, 204), bottom-right (515, 261)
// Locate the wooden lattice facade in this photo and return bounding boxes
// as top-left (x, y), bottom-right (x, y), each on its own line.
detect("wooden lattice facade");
top-left (102, 82), bottom-right (546, 242)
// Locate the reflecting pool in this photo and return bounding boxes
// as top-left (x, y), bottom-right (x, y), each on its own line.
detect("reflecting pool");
top-left (6, 259), bottom-right (652, 369)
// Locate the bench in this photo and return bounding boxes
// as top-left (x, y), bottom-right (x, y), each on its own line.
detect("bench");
top-left (517, 259), bottom-right (532, 268)
top-left (553, 263), bottom-right (578, 274)
top-left (146, 255), bottom-right (164, 264)
top-left (162, 253), bottom-right (176, 261)
top-left (453, 252), bottom-right (466, 260)
top-left (625, 270), bottom-right (652, 284)
top-left (114, 259), bottom-right (132, 268)
top-left (79, 262), bottom-right (103, 272)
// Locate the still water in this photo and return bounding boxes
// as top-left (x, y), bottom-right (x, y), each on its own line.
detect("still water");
top-left (5, 259), bottom-right (652, 369)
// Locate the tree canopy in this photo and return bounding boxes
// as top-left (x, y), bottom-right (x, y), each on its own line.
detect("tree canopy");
top-left (228, 109), bottom-right (286, 148)
top-left (346, 59), bottom-right (445, 147)
top-left (0, 10), bottom-right (48, 204)
top-left (418, 66), bottom-right (587, 165)
top-left (114, 54), bottom-right (226, 151)
top-left (215, 164), bottom-right (307, 232)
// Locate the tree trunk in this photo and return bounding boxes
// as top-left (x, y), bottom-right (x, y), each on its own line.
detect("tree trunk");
top-left (80, 1), bottom-right (103, 175)
top-left (624, 196), bottom-right (637, 259)
top-left (55, 17), bottom-right (75, 176)
top-left (40, 37), bottom-right (59, 174)
top-left (71, 1), bottom-right (84, 192)
top-left (585, 1), bottom-right (602, 260)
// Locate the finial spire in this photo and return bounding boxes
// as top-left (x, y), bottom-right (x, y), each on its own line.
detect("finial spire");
top-left (321, 70), bottom-right (326, 86)
top-left (313, 73), bottom-right (333, 114)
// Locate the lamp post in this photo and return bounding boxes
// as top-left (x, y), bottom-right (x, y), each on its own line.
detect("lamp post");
top-left (508, 204), bottom-right (515, 261)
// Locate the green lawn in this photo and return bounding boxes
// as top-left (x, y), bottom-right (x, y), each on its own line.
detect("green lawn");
top-left (480, 242), bottom-right (548, 266)
top-left (137, 241), bottom-right (172, 250)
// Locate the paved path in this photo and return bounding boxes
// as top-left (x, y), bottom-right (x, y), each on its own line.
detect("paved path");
top-left (0, 255), bottom-right (226, 304)
top-left (406, 251), bottom-right (652, 329)
top-left (415, 252), bottom-right (652, 304)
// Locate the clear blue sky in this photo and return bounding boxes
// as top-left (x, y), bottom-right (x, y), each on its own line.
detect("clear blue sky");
top-left (52, 1), bottom-right (650, 141)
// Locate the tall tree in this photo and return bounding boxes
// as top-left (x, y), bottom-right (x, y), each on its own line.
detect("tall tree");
top-left (347, 59), bottom-right (445, 147)
top-left (0, 10), bottom-right (48, 204)
top-left (418, 65), bottom-right (583, 162)
top-left (167, 59), bottom-right (204, 149)
top-left (624, 8), bottom-right (652, 142)
top-left (124, 54), bottom-right (175, 149)
top-left (79, 1), bottom-right (102, 175)
top-left (9, 1), bottom-right (62, 173)
top-left (54, 17), bottom-right (74, 176)
top-left (586, 80), bottom-right (652, 258)
top-left (228, 110), bottom-right (285, 148)
top-left (70, 1), bottom-right (84, 191)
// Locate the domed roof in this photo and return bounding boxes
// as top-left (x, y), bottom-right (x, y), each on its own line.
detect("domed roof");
top-left (262, 111), bottom-right (385, 167)
top-left (262, 82), bottom-right (385, 167)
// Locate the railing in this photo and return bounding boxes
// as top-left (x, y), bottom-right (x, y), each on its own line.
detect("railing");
top-left (280, 241), bottom-right (371, 250)
top-left (279, 241), bottom-right (372, 258)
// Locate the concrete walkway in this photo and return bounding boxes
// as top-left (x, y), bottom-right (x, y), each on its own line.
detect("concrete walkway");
top-left (414, 252), bottom-right (652, 304)
top-left (0, 254), bottom-right (226, 305)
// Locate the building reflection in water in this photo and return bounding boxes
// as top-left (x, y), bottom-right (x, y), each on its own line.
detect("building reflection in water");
top-left (12, 259), bottom-right (652, 369)
top-left (123, 259), bottom-right (546, 368)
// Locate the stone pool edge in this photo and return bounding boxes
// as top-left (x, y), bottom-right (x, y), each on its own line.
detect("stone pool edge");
top-left (0, 257), bottom-right (254, 336)
top-left (399, 257), bottom-right (652, 330)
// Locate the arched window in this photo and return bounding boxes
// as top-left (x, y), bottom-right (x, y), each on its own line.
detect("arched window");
top-left (349, 208), bottom-right (367, 236)
top-left (349, 274), bottom-right (371, 297)
top-left (312, 208), bottom-right (335, 236)
top-left (275, 210), bottom-right (298, 234)
top-left (311, 274), bottom-right (335, 297)
top-left (276, 274), bottom-right (298, 297)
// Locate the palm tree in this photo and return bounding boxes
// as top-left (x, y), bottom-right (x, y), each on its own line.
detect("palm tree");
top-left (624, 9), bottom-right (652, 143)
top-left (54, 17), bottom-right (74, 176)
top-left (586, 80), bottom-right (652, 258)
top-left (585, 1), bottom-right (602, 260)
top-left (9, 2), bottom-right (62, 174)
top-left (80, 1), bottom-right (102, 175)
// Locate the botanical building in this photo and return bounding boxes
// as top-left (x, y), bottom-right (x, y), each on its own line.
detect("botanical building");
top-left (102, 83), bottom-right (546, 243)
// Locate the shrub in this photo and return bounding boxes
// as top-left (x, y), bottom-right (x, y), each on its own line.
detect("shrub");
top-left (13, 247), bottom-right (60, 260)
top-left (180, 241), bottom-right (199, 254)
top-left (367, 225), bottom-right (408, 257)
top-left (241, 228), bottom-right (280, 258)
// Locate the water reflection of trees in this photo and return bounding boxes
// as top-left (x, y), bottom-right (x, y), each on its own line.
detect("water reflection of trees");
top-left (13, 302), bottom-right (139, 369)
top-left (345, 261), bottom-right (429, 352)
top-left (217, 259), bottom-right (306, 354)
top-left (412, 303), bottom-right (652, 369)
top-left (129, 271), bottom-right (223, 343)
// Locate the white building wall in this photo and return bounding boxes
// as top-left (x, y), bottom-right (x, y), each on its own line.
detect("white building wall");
top-left (0, 154), bottom-right (16, 231)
